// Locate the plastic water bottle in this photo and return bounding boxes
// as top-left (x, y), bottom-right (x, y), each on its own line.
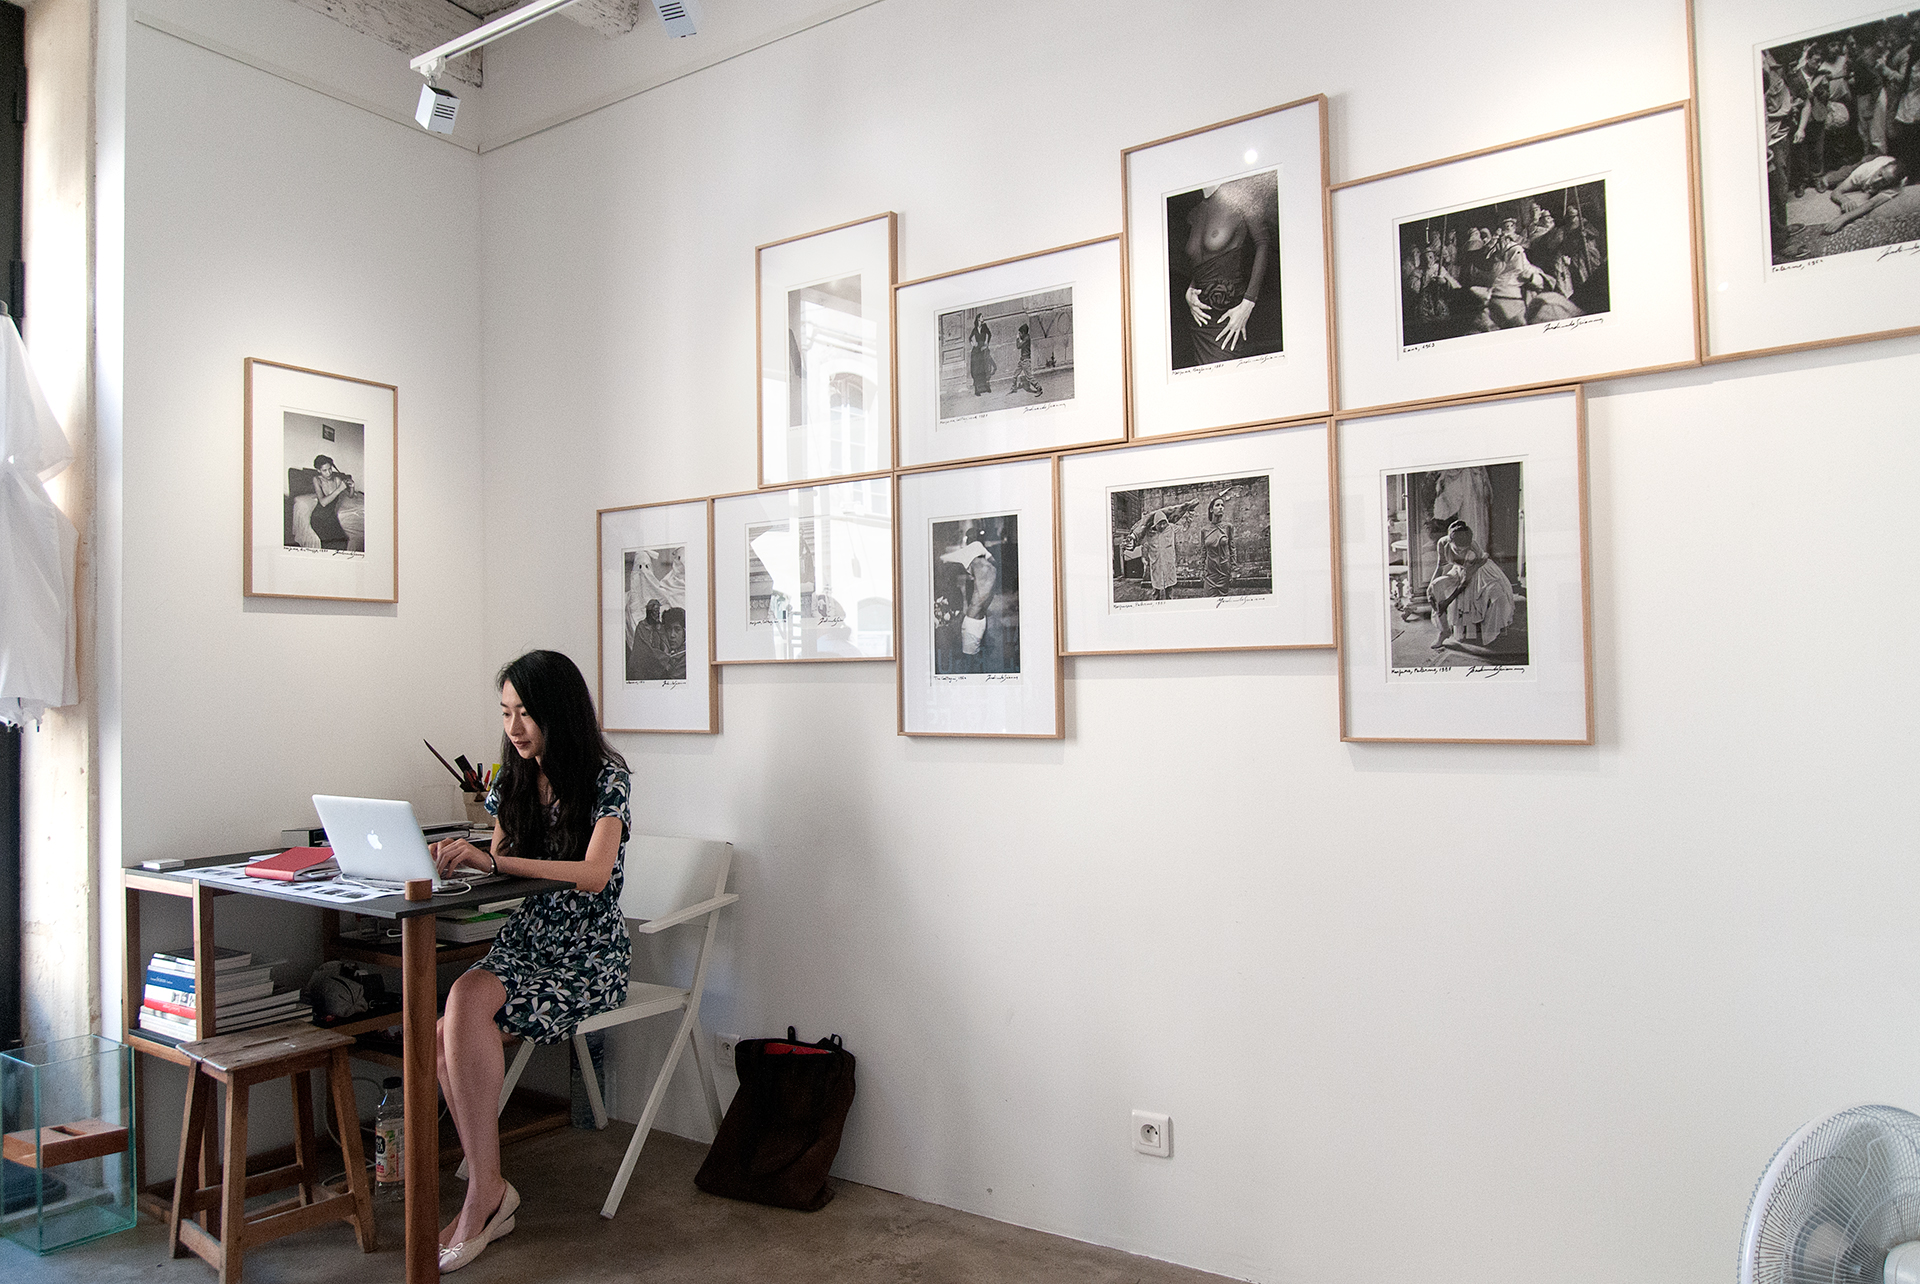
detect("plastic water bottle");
top-left (373, 1077), bottom-right (404, 1200)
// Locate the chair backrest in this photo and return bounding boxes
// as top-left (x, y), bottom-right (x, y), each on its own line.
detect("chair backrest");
top-left (620, 834), bottom-right (732, 923)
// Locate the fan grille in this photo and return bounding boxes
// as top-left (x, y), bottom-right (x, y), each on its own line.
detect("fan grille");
top-left (1745, 1105), bottom-right (1920, 1284)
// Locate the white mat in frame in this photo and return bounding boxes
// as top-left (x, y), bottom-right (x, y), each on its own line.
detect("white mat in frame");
top-left (1331, 103), bottom-right (1698, 413)
top-left (896, 457), bottom-right (1062, 738)
top-left (757, 213), bottom-right (896, 485)
top-left (712, 479), bottom-right (894, 663)
top-left (244, 358), bottom-right (397, 603)
top-left (1058, 423), bottom-right (1334, 655)
top-left (1123, 96), bottom-right (1334, 440)
top-left (895, 236), bottom-right (1126, 469)
top-left (1693, 0), bottom-right (1920, 359)
top-left (597, 498), bottom-right (717, 734)
top-left (1334, 387), bottom-right (1592, 744)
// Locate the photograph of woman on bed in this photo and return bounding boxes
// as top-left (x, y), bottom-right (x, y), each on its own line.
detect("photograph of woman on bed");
top-left (284, 445), bottom-right (367, 554)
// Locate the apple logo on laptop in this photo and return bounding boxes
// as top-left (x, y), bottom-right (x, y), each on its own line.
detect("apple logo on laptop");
top-left (367, 833), bottom-right (383, 850)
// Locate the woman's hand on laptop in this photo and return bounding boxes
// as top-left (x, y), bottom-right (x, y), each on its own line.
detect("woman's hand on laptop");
top-left (431, 837), bottom-right (489, 879)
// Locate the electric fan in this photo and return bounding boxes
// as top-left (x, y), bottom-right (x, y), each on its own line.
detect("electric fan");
top-left (1742, 1105), bottom-right (1920, 1284)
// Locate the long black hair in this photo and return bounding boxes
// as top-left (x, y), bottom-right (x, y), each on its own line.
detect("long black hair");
top-left (493, 650), bottom-right (627, 862)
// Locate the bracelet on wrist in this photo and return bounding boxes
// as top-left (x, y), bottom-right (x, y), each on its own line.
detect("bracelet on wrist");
top-left (487, 851), bottom-right (498, 875)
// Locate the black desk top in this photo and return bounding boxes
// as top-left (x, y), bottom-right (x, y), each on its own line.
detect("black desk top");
top-left (130, 854), bottom-right (571, 919)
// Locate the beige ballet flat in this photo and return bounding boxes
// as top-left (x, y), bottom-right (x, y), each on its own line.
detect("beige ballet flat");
top-left (438, 1182), bottom-right (519, 1273)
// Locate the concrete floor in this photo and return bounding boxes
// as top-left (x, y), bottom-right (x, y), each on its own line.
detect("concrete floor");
top-left (2, 1125), bottom-right (1237, 1284)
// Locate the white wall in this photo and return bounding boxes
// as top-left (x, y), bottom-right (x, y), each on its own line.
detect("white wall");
top-left (472, 2), bottom-right (1920, 1283)
top-left (89, 0), bottom-right (1920, 1280)
top-left (116, 5), bottom-right (485, 860)
top-left (106, 1), bottom-right (490, 1146)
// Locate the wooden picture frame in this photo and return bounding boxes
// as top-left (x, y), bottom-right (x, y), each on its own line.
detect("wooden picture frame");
top-left (1330, 103), bottom-right (1700, 413)
top-left (1122, 96), bottom-right (1335, 440)
top-left (896, 456), bottom-right (1062, 738)
top-left (597, 498), bottom-right (718, 734)
top-left (1333, 386), bottom-right (1593, 744)
top-left (895, 236), bottom-right (1126, 470)
top-left (757, 212), bottom-right (897, 487)
top-left (243, 358), bottom-right (398, 603)
top-left (712, 479), bottom-right (894, 663)
top-left (1056, 422), bottom-right (1334, 656)
top-left (1692, 0), bottom-right (1920, 360)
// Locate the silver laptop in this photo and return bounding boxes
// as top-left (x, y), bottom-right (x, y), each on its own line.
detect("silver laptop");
top-left (312, 795), bottom-right (499, 892)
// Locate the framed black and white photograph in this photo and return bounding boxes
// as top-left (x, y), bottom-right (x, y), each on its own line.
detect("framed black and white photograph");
top-left (1058, 424), bottom-right (1334, 655)
top-left (1331, 104), bottom-right (1697, 412)
top-left (1694, 1), bottom-right (1920, 358)
top-left (1123, 96), bottom-right (1333, 439)
top-left (930, 512), bottom-right (1023, 676)
top-left (244, 358), bottom-right (396, 602)
top-left (936, 288), bottom-right (1076, 421)
top-left (1394, 179), bottom-right (1610, 348)
top-left (757, 213), bottom-right (896, 486)
top-left (713, 480), bottom-right (893, 663)
top-left (597, 498), bottom-right (717, 734)
top-left (1377, 461), bottom-right (1528, 670)
top-left (896, 237), bottom-right (1124, 469)
top-left (897, 457), bottom-right (1061, 737)
top-left (281, 411), bottom-right (367, 554)
top-left (1112, 475), bottom-right (1274, 605)
top-left (622, 544), bottom-right (691, 682)
top-left (1334, 387), bottom-right (1592, 744)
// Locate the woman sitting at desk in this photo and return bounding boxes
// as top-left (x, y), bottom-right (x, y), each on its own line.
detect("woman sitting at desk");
top-left (427, 649), bottom-right (632, 1271)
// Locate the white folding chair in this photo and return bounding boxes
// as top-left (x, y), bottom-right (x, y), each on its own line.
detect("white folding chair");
top-left (481, 835), bottom-right (737, 1219)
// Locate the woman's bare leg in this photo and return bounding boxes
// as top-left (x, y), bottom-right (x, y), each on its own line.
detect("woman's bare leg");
top-left (438, 968), bottom-right (510, 1245)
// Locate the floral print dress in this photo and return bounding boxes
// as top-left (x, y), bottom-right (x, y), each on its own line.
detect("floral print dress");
top-left (477, 761), bottom-right (632, 1044)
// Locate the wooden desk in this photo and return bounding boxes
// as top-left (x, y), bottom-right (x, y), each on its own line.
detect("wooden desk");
top-left (124, 861), bottom-right (571, 1284)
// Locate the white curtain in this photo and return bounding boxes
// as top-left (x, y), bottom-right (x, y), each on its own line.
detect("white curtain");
top-left (0, 315), bottom-right (76, 727)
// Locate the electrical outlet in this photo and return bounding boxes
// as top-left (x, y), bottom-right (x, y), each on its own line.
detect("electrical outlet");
top-left (1132, 1110), bottom-right (1171, 1158)
top-left (716, 1033), bottom-right (741, 1066)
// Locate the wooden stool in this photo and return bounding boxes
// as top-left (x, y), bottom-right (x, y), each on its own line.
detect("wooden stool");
top-left (168, 1021), bottom-right (375, 1284)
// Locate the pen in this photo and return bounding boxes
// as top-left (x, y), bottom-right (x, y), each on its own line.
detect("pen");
top-left (424, 739), bottom-right (466, 785)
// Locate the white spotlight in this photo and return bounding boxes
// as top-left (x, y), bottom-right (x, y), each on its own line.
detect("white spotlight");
top-left (416, 82), bottom-right (459, 134)
top-left (655, 0), bottom-right (702, 37)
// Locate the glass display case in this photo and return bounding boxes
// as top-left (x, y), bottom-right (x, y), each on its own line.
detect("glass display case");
top-left (1, 1035), bottom-right (137, 1253)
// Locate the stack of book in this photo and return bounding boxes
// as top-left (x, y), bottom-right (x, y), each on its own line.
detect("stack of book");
top-left (137, 947), bottom-right (311, 1041)
top-left (435, 897), bottom-right (524, 944)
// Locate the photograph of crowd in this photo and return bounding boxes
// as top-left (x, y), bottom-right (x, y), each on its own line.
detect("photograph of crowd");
top-left (931, 514), bottom-right (1021, 675)
top-left (1760, 10), bottom-right (1920, 264)
top-left (1108, 474), bottom-right (1273, 608)
top-left (282, 411), bottom-right (366, 555)
top-left (623, 544), bottom-right (688, 682)
top-left (1397, 180), bottom-right (1609, 347)
top-left (937, 289), bottom-right (1074, 422)
top-left (1164, 169), bottom-right (1283, 370)
top-left (786, 273), bottom-right (871, 432)
top-left (1381, 462), bottom-right (1529, 671)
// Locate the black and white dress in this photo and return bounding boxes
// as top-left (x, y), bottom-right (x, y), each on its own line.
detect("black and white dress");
top-left (477, 762), bottom-right (632, 1044)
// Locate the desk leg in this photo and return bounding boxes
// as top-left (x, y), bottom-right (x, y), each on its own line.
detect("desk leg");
top-left (401, 914), bottom-right (439, 1283)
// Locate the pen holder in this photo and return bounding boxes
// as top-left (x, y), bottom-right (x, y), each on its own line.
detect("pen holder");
top-left (460, 792), bottom-right (490, 827)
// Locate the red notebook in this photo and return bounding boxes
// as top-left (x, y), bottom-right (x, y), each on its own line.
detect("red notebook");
top-left (245, 847), bottom-right (338, 882)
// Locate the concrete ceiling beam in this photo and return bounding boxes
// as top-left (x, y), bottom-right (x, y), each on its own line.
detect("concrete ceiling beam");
top-left (286, 0), bottom-right (485, 86)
